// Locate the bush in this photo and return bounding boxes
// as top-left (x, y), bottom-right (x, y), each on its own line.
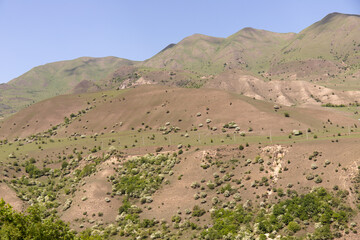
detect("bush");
top-left (315, 177), bottom-right (323, 183)
top-left (77, 163), bottom-right (96, 178)
top-left (171, 215), bottom-right (181, 223)
top-left (64, 117), bottom-right (70, 124)
top-left (155, 146), bottom-right (163, 152)
top-left (287, 221), bottom-right (301, 233)
top-left (61, 161), bottom-right (68, 170)
top-left (284, 112), bottom-right (290, 117)
top-left (192, 205), bottom-right (206, 217)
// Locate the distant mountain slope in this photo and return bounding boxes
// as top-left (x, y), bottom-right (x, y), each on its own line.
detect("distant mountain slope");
top-left (268, 13), bottom-right (360, 83)
top-left (0, 57), bottom-right (134, 117)
top-left (1, 12), bottom-right (359, 118)
top-left (10, 56), bottom-right (133, 90)
top-left (143, 34), bottom-right (225, 74)
top-left (277, 13), bottom-right (360, 65)
top-left (143, 29), bottom-right (295, 75)
top-left (139, 13), bottom-right (360, 91)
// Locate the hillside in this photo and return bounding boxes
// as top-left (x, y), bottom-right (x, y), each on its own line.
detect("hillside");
top-left (3, 11), bottom-right (360, 240)
top-left (144, 28), bottom-right (295, 76)
top-left (144, 13), bottom-right (359, 79)
top-left (108, 13), bottom-right (360, 106)
top-left (1, 13), bottom-right (360, 118)
top-left (268, 13), bottom-right (360, 87)
top-left (206, 68), bottom-right (360, 106)
top-left (2, 84), bottom-right (358, 140)
top-left (0, 57), bottom-right (134, 117)
top-left (1, 85), bottom-right (360, 239)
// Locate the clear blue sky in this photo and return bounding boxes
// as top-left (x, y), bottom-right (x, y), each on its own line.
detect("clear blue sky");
top-left (0, 0), bottom-right (359, 83)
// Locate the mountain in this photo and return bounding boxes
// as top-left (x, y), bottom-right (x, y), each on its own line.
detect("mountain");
top-left (2, 13), bottom-right (360, 239)
top-left (143, 29), bottom-right (295, 76)
top-left (268, 13), bottom-right (360, 85)
top-left (0, 57), bottom-right (134, 117)
top-left (277, 12), bottom-right (360, 65)
top-left (1, 13), bottom-right (360, 117)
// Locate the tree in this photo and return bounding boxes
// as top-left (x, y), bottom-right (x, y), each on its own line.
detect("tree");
top-left (0, 199), bottom-right (75, 239)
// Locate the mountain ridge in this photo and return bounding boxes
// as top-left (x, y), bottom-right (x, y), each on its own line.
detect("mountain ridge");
top-left (1, 12), bottom-right (360, 117)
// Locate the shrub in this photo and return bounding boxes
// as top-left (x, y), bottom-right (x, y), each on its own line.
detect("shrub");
top-left (191, 182), bottom-right (200, 189)
top-left (192, 205), bottom-right (206, 217)
top-left (155, 146), bottom-right (163, 152)
top-left (207, 181), bottom-right (215, 189)
top-left (61, 161), bottom-right (68, 170)
top-left (64, 117), bottom-right (70, 124)
top-left (287, 221), bottom-right (301, 233)
top-left (171, 215), bottom-right (181, 223)
top-left (315, 177), bottom-right (323, 183)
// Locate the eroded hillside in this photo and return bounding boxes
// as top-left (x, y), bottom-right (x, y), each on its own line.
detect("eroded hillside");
top-left (1, 86), bottom-right (360, 239)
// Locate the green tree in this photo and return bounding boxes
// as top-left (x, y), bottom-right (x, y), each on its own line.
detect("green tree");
top-left (0, 199), bottom-right (75, 239)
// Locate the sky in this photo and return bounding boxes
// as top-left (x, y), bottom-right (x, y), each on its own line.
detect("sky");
top-left (0, 0), bottom-right (359, 83)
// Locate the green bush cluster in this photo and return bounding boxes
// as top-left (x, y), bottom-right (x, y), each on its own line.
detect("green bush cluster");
top-left (192, 205), bottom-right (206, 217)
top-left (201, 187), bottom-right (353, 239)
top-left (111, 154), bottom-right (176, 198)
top-left (201, 205), bottom-right (252, 239)
top-left (75, 163), bottom-right (96, 178)
top-left (25, 161), bottom-right (50, 178)
top-left (321, 103), bottom-right (347, 108)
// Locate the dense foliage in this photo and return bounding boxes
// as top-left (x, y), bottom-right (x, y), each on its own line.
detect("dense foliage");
top-left (201, 188), bottom-right (353, 239)
top-left (0, 199), bottom-right (74, 240)
top-left (111, 153), bottom-right (176, 198)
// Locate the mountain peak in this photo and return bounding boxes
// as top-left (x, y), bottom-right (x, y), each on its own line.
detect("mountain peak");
top-left (303, 12), bottom-right (360, 34)
top-left (179, 33), bottom-right (224, 44)
top-left (319, 12), bottom-right (360, 24)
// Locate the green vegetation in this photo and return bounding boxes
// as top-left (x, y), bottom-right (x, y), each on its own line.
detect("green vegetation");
top-left (1, 19), bottom-right (360, 238)
top-left (192, 205), bottom-right (206, 217)
top-left (321, 103), bottom-right (347, 108)
top-left (201, 188), bottom-right (353, 239)
top-left (0, 199), bottom-right (74, 239)
top-left (111, 154), bottom-right (176, 198)
top-left (1, 57), bottom-right (131, 117)
top-left (24, 161), bottom-right (50, 178)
